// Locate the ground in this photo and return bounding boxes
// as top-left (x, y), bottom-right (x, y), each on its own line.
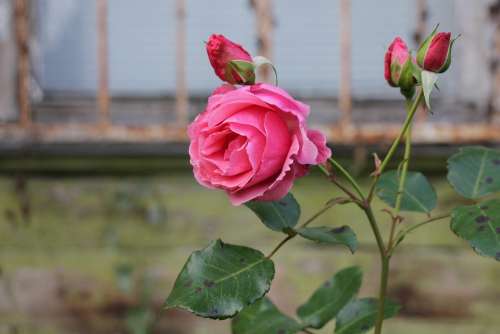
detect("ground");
top-left (0, 166), bottom-right (499, 334)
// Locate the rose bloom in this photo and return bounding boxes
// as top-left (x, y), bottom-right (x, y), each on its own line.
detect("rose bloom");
top-left (188, 83), bottom-right (331, 205)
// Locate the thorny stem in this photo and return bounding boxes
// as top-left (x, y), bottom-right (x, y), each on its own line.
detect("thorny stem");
top-left (388, 122), bottom-right (413, 250)
top-left (367, 89), bottom-right (424, 202)
top-left (373, 92), bottom-right (424, 334)
top-left (299, 92), bottom-right (422, 334)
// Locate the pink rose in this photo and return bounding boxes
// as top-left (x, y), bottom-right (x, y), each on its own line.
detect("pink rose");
top-left (206, 34), bottom-right (255, 85)
top-left (188, 83), bottom-right (331, 205)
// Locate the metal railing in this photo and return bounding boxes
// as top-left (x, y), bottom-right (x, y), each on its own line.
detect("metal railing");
top-left (1, 0), bottom-right (500, 145)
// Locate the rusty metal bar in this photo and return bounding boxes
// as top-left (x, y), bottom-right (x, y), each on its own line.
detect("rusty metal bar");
top-left (414, 0), bottom-right (428, 45)
top-left (14, 0), bottom-right (30, 127)
top-left (339, 0), bottom-right (352, 128)
top-left (97, 0), bottom-right (110, 127)
top-left (490, 2), bottom-right (500, 123)
top-left (253, 0), bottom-right (273, 82)
top-left (175, 0), bottom-right (188, 126)
top-left (1, 122), bottom-right (500, 144)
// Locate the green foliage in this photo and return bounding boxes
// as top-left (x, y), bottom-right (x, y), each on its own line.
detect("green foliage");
top-left (375, 170), bottom-right (437, 213)
top-left (297, 266), bottom-right (362, 329)
top-left (451, 199), bottom-right (500, 261)
top-left (164, 240), bottom-right (275, 319)
top-left (297, 226), bottom-right (358, 253)
top-left (231, 298), bottom-right (302, 334)
top-left (334, 298), bottom-right (400, 334)
top-left (447, 146), bottom-right (500, 199)
top-left (245, 193), bottom-right (300, 234)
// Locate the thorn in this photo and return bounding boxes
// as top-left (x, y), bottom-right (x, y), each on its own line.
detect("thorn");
top-left (370, 153), bottom-right (382, 177)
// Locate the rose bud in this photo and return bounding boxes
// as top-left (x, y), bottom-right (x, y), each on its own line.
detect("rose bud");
top-left (384, 37), bottom-right (416, 99)
top-left (206, 34), bottom-right (255, 85)
top-left (188, 83), bottom-right (331, 205)
top-left (417, 28), bottom-right (454, 73)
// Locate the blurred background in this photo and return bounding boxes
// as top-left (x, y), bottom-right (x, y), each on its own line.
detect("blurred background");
top-left (0, 0), bottom-right (500, 333)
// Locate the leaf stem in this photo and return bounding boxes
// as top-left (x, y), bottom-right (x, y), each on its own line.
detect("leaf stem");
top-left (328, 157), bottom-right (365, 199)
top-left (367, 89), bottom-right (424, 202)
top-left (266, 200), bottom-right (339, 258)
top-left (266, 234), bottom-right (294, 259)
top-left (394, 213), bottom-right (451, 246)
top-left (318, 164), bottom-right (362, 203)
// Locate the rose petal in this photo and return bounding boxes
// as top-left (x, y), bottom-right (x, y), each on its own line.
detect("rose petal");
top-left (246, 83), bottom-right (310, 121)
top-left (228, 135), bottom-right (300, 205)
top-left (307, 129), bottom-right (332, 164)
top-left (248, 111), bottom-right (291, 185)
top-left (258, 163), bottom-right (309, 201)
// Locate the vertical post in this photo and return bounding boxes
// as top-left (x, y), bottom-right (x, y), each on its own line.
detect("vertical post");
top-left (339, 0), bottom-right (352, 128)
top-left (175, 0), bottom-right (188, 126)
top-left (414, 0), bottom-right (428, 124)
top-left (490, 2), bottom-right (500, 124)
top-left (97, 0), bottom-right (110, 127)
top-left (253, 0), bottom-right (273, 82)
top-left (414, 0), bottom-right (427, 45)
top-left (14, 0), bottom-right (30, 127)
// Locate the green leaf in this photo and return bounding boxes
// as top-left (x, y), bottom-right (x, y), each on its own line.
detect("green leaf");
top-left (297, 226), bottom-right (358, 253)
top-left (421, 70), bottom-right (438, 109)
top-left (245, 193), bottom-right (300, 234)
top-left (375, 170), bottom-right (437, 213)
top-left (335, 298), bottom-right (400, 334)
top-left (232, 298), bottom-right (302, 334)
top-left (164, 240), bottom-right (275, 319)
top-left (450, 199), bottom-right (500, 261)
top-left (297, 266), bottom-right (362, 329)
top-left (447, 146), bottom-right (500, 199)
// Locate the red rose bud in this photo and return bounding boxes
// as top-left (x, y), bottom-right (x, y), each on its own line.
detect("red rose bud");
top-left (384, 37), bottom-right (416, 98)
top-left (417, 29), bottom-right (454, 73)
top-left (206, 34), bottom-right (255, 85)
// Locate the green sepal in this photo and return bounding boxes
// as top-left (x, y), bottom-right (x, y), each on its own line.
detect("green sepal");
top-left (226, 60), bottom-right (256, 85)
top-left (253, 56), bottom-right (279, 85)
top-left (416, 24), bottom-right (440, 68)
top-left (421, 70), bottom-right (439, 109)
top-left (436, 35), bottom-right (458, 73)
top-left (398, 57), bottom-right (416, 99)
